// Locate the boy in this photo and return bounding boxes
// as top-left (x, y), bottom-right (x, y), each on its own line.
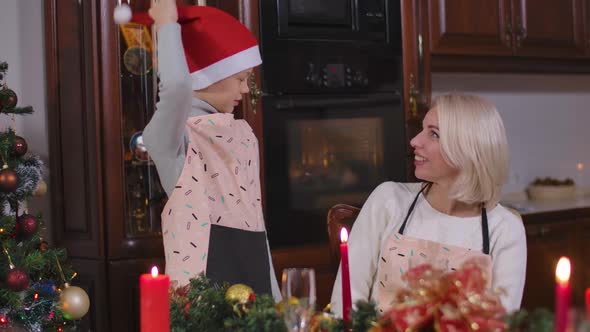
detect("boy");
top-left (136, 0), bottom-right (280, 300)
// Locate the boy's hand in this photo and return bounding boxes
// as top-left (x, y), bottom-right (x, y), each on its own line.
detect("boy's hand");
top-left (149, 0), bottom-right (178, 30)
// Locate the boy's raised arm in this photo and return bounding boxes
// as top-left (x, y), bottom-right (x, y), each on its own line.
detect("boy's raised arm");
top-left (142, 20), bottom-right (193, 195)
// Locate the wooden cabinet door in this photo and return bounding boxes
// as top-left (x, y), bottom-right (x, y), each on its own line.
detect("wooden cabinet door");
top-left (586, 0), bottom-right (590, 55)
top-left (522, 221), bottom-right (578, 310)
top-left (428, 0), bottom-right (513, 55)
top-left (45, 0), bottom-right (104, 259)
top-left (512, 0), bottom-right (585, 58)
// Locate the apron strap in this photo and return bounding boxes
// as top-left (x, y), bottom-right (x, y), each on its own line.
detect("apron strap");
top-left (482, 205), bottom-right (490, 255)
top-left (398, 184), bottom-right (428, 235)
top-left (399, 183), bottom-right (491, 255)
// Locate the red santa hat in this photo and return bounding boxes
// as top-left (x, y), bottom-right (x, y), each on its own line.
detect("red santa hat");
top-left (133, 5), bottom-right (261, 90)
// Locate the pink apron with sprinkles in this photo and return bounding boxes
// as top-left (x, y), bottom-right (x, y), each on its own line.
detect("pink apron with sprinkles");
top-left (161, 113), bottom-right (269, 291)
top-left (375, 186), bottom-right (492, 313)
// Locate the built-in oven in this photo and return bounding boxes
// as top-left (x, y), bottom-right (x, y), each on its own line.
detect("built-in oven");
top-left (263, 93), bottom-right (406, 247)
top-left (258, 0), bottom-right (405, 247)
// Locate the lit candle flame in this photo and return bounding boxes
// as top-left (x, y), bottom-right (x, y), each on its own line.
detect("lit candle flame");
top-left (340, 228), bottom-right (348, 243)
top-left (578, 163), bottom-right (584, 171)
top-left (556, 257), bottom-right (571, 283)
top-left (151, 266), bottom-right (159, 278)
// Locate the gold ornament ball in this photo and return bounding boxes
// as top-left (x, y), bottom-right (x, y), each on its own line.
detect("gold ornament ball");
top-left (310, 312), bottom-right (335, 332)
top-left (60, 285), bottom-right (90, 320)
top-left (34, 180), bottom-right (47, 197)
top-left (225, 284), bottom-right (254, 304)
top-left (276, 296), bottom-right (300, 313)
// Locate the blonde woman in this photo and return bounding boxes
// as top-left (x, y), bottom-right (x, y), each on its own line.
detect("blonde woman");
top-left (331, 93), bottom-right (526, 316)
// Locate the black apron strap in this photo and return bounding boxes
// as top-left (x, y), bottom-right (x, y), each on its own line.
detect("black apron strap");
top-left (398, 184), bottom-right (429, 235)
top-left (481, 205), bottom-right (490, 255)
top-left (399, 183), bottom-right (491, 255)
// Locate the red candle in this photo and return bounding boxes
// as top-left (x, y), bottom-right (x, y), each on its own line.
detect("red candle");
top-left (555, 257), bottom-right (571, 332)
top-left (585, 288), bottom-right (590, 321)
top-left (140, 266), bottom-right (170, 332)
top-left (340, 228), bottom-right (352, 322)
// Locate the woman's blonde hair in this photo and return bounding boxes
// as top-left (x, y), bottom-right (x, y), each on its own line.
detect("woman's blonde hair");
top-left (433, 93), bottom-right (509, 206)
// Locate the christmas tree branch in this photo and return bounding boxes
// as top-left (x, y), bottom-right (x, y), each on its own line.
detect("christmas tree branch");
top-left (2, 106), bottom-right (34, 115)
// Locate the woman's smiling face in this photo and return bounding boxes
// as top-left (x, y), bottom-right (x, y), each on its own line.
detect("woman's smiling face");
top-left (409, 108), bottom-right (459, 185)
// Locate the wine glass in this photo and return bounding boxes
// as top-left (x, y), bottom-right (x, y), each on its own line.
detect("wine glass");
top-left (281, 268), bottom-right (316, 332)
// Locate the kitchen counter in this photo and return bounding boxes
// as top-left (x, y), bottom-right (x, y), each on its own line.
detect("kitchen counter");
top-left (501, 192), bottom-right (590, 224)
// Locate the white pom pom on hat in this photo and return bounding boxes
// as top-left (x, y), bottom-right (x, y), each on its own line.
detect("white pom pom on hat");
top-left (113, 3), bottom-right (132, 24)
top-left (133, 5), bottom-right (262, 90)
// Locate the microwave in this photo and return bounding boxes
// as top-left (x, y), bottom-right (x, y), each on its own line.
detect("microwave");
top-left (261, 0), bottom-right (400, 43)
top-left (259, 0), bottom-right (402, 95)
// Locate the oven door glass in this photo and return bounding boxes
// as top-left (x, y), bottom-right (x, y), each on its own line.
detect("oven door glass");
top-left (288, 0), bottom-right (352, 26)
top-left (263, 94), bottom-right (406, 247)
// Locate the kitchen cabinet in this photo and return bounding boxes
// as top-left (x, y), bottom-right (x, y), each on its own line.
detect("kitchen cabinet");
top-left (429, 0), bottom-right (585, 58)
top-left (512, 0), bottom-right (585, 58)
top-left (429, 0), bottom-right (513, 56)
top-left (521, 209), bottom-right (590, 310)
top-left (427, 0), bottom-right (590, 73)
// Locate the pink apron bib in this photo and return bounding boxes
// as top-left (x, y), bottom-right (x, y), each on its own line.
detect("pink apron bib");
top-left (161, 113), bottom-right (270, 293)
top-left (376, 185), bottom-right (492, 313)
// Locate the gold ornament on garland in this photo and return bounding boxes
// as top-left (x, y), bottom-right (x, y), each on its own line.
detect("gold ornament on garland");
top-left (310, 312), bottom-right (336, 332)
top-left (225, 283), bottom-right (254, 304)
top-left (276, 296), bottom-right (300, 313)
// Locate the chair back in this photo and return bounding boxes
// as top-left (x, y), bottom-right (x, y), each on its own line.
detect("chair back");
top-left (326, 204), bottom-right (361, 265)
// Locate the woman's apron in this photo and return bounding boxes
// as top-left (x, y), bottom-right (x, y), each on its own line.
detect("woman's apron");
top-left (160, 113), bottom-right (271, 295)
top-left (376, 185), bottom-right (492, 313)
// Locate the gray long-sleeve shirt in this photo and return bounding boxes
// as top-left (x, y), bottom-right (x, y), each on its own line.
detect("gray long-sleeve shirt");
top-left (142, 23), bottom-right (216, 196)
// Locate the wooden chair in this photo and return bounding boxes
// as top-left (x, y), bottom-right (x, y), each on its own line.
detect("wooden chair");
top-left (326, 204), bottom-right (361, 266)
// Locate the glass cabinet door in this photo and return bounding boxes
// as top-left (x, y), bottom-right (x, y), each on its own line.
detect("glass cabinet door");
top-left (118, 19), bottom-right (166, 237)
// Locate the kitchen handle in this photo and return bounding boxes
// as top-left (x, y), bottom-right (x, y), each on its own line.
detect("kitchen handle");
top-left (515, 17), bottom-right (527, 48)
top-left (409, 73), bottom-right (419, 119)
top-left (248, 74), bottom-right (262, 113)
top-left (505, 17), bottom-right (512, 46)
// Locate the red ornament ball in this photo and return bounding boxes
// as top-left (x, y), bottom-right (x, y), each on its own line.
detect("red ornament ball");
top-left (16, 214), bottom-right (38, 237)
top-left (13, 136), bottom-right (27, 157)
top-left (6, 268), bottom-right (29, 291)
top-left (0, 88), bottom-right (18, 111)
top-left (0, 167), bottom-right (17, 192)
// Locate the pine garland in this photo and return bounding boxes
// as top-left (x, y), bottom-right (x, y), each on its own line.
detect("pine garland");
top-left (171, 275), bottom-right (554, 332)
top-left (170, 276), bottom-right (286, 332)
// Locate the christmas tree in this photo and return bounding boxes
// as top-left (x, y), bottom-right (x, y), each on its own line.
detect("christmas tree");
top-left (0, 62), bottom-right (89, 331)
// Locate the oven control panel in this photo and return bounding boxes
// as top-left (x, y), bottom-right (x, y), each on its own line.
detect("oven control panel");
top-left (304, 62), bottom-right (369, 89)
